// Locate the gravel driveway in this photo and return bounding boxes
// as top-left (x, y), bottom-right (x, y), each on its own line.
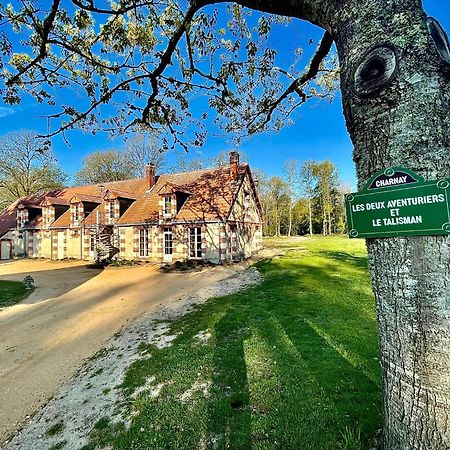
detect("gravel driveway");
top-left (0, 259), bottom-right (245, 445)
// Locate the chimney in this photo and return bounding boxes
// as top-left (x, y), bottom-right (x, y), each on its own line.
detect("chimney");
top-left (146, 163), bottom-right (156, 188)
top-left (229, 151), bottom-right (240, 181)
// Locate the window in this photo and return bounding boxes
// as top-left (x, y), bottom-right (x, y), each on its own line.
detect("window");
top-left (139, 229), bottom-right (149, 257)
top-left (109, 201), bottom-right (115, 221)
top-left (189, 227), bottom-right (202, 259)
top-left (164, 227), bottom-right (173, 255)
top-left (164, 196), bottom-right (172, 215)
top-left (74, 204), bottom-right (79, 221)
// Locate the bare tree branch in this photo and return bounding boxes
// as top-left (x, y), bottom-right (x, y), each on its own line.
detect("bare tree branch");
top-left (248, 31), bottom-right (334, 131)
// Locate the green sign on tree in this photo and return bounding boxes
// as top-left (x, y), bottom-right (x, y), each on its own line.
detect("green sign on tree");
top-left (345, 167), bottom-right (450, 238)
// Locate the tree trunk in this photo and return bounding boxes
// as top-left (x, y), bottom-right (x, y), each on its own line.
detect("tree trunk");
top-left (333, 2), bottom-right (450, 448)
top-left (288, 202), bottom-right (293, 237)
top-left (308, 197), bottom-right (313, 235)
top-left (274, 204), bottom-right (280, 237)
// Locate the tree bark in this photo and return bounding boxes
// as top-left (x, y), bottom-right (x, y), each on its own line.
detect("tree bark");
top-left (219, 0), bottom-right (450, 447)
top-left (332, 1), bottom-right (450, 448)
top-left (288, 202), bottom-right (293, 236)
top-left (322, 208), bottom-right (327, 236)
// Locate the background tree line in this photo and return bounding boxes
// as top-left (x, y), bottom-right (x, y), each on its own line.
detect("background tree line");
top-left (0, 130), bottom-right (67, 209)
top-left (256, 160), bottom-right (350, 237)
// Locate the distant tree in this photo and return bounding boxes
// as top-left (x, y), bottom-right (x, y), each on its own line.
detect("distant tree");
top-left (209, 150), bottom-right (248, 168)
top-left (292, 198), bottom-right (310, 235)
top-left (253, 168), bottom-right (272, 236)
top-left (284, 159), bottom-right (300, 237)
top-left (208, 151), bottom-right (231, 168)
top-left (0, 130), bottom-right (66, 208)
top-left (310, 160), bottom-right (339, 236)
top-left (333, 182), bottom-right (353, 234)
top-left (75, 150), bottom-right (136, 185)
top-left (257, 161), bottom-right (343, 237)
top-left (124, 134), bottom-right (165, 176)
top-left (299, 161), bottom-right (316, 236)
top-left (267, 176), bottom-right (290, 236)
top-left (169, 153), bottom-right (205, 173)
top-left (169, 150), bottom-right (248, 173)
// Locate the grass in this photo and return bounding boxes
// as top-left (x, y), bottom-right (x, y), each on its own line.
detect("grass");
top-left (46, 420), bottom-right (64, 437)
top-left (86, 236), bottom-right (381, 449)
top-left (48, 442), bottom-right (67, 450)
top-left (0, 280), bottom-right (30, 308)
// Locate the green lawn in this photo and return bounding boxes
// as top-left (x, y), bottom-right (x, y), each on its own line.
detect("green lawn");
top-left (85, 236), bottom-right (381, 450)
top-left (0, 280), bottom-right (30, 308)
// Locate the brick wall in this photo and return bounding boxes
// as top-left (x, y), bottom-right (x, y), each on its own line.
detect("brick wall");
top-left (132, 227), bottom-right (139, 256)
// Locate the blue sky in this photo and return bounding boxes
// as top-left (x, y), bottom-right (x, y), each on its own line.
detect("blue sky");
top-left (0, 1), bottom-right (448, 187)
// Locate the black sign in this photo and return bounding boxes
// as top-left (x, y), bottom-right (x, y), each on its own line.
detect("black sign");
top-left (367, 169), bottom-right (419, 191)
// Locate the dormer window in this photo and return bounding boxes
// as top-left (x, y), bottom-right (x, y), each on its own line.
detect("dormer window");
top-left (71, 202), bottom-right (83, 226)
top-left (164, 196), bottom-right (172, 216)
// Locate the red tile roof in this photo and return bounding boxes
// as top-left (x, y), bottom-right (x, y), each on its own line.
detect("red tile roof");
top-left (41, 197), bottom-right (70, 206)
top-left (2, 178), bottom-right (150, 229)
top-left (26, 179), bottom-right (149, 205)
top-left (50, 209), bottom-right (71, 228)
top-left (0, 202), bottom-right (18, 238)
top-left (83, 204), bottom-right (106, 226)
top-left (69, 194), bottom-right (102, 204)
top-left (157, 182), bottom-right (192, 196)
top-left (118, 164), bottom-right (249, 224)
top-left (104, 189), bottom-right (137, 200)
top-left (1, 163), bottom-right (260, 230)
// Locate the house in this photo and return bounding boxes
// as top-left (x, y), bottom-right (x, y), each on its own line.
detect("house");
top-left (0, 152), bottom-right (263, 263)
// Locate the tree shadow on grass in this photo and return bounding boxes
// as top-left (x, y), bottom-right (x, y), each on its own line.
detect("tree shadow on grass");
top-left (87, 246), bottom-right (381, 449)
top-left (206, 306), bottom-right (252, 450)
top-left (317, 250), bottom-right (369, 270)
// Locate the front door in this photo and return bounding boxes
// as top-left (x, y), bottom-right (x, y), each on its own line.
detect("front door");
top-left (163, 227), bottom-right (172, 262)
top-left (32, 233), bottom-right (39, 258)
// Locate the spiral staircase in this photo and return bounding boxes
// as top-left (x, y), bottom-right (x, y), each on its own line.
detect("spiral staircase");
top-left (95, 225), bottom-right (119, 263)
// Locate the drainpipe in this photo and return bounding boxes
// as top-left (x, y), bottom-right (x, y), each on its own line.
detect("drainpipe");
top-left (80, 224), bottom-right (83, 260)
top-left (80, 216), bottom-right (86, 260)
top-left (24, 231), bottom-right (27, 258)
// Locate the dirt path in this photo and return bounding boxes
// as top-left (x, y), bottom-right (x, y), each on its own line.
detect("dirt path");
top-left (0, 259), bottom-right (248, 446)
top-left (3, 267), bottom-right (261, 450)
